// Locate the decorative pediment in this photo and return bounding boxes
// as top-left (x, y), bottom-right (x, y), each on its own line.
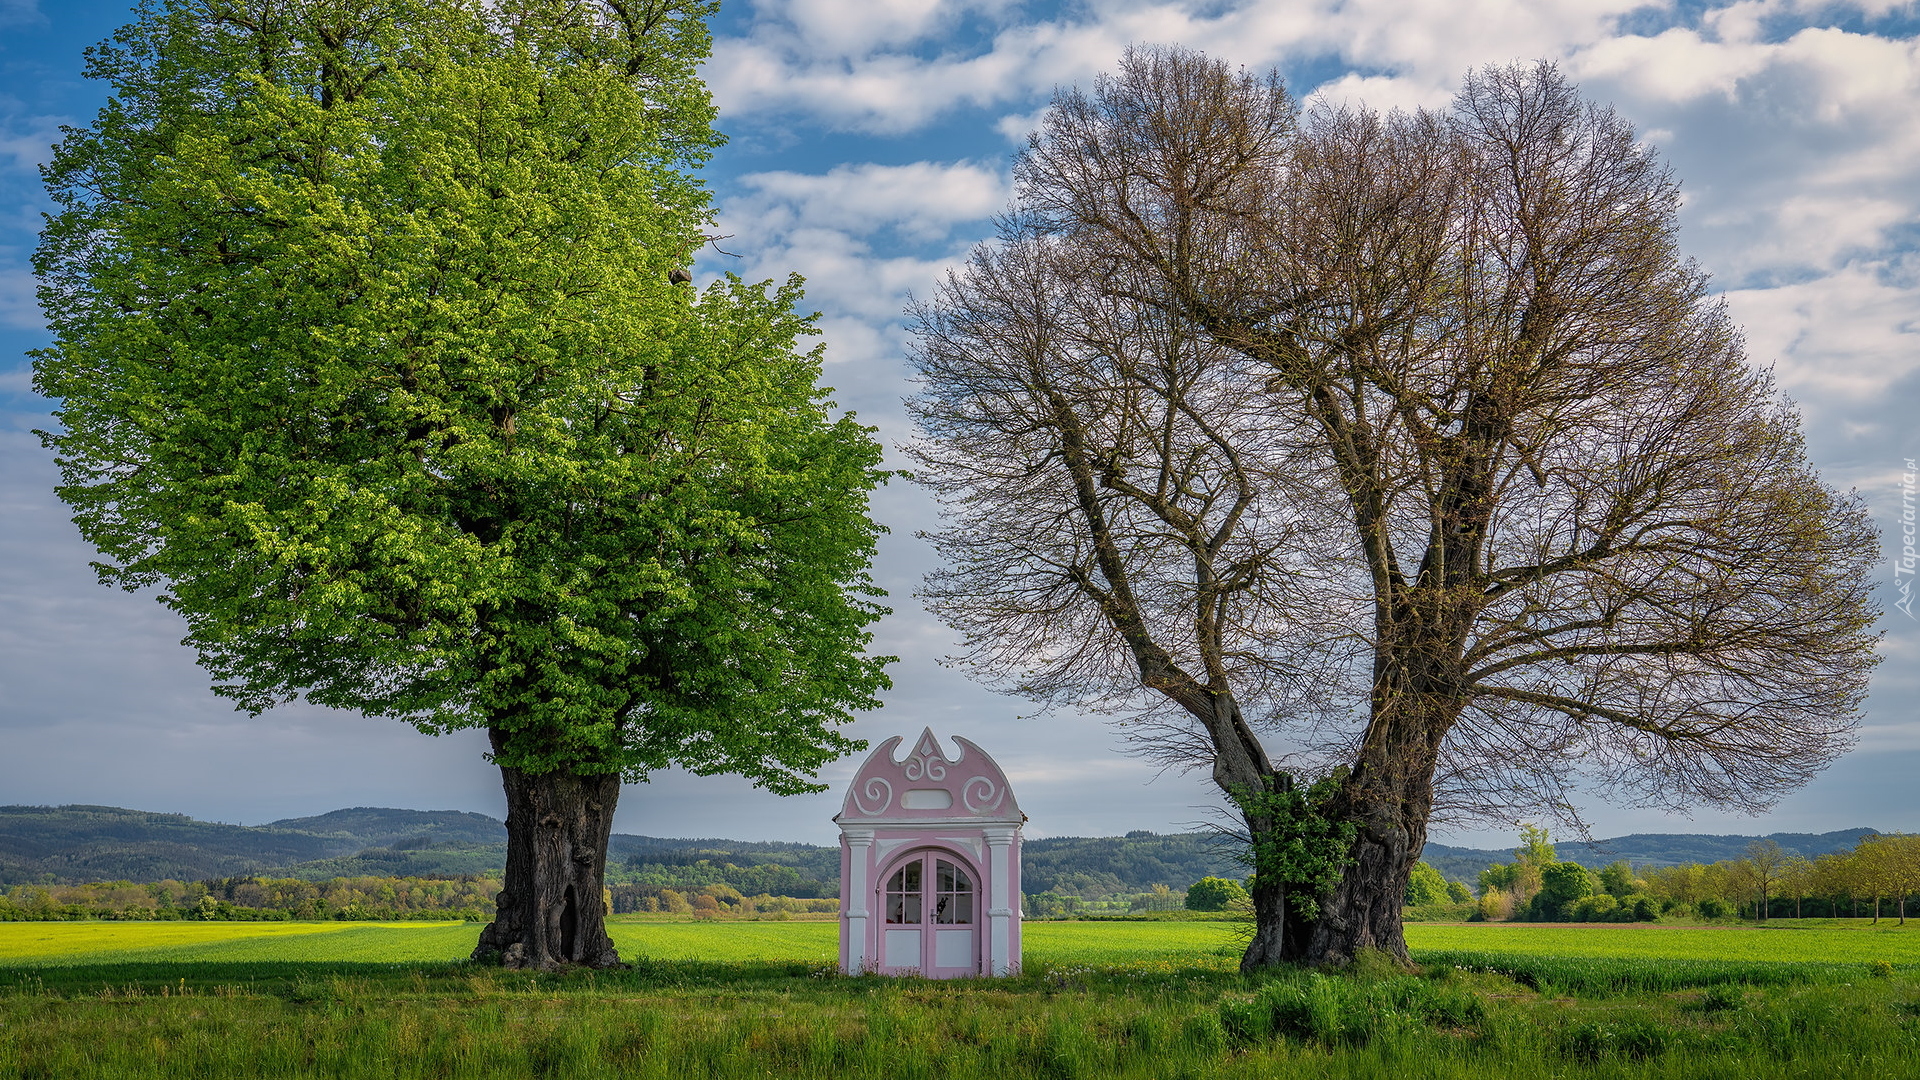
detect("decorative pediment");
top-left (835, 728), bottom-right (1022, 824)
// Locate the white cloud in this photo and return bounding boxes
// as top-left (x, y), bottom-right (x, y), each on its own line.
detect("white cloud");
top-left (1574, 27), bottom-right (1920, 282)
top-left (728, 160), bottom-right (1010, 243)
top-left (1725, 257), bottom-right (1920, 406)
top-left (0, 112), bottom-right (61, 170)
top-left (709, 160), bottom-right (1003, 333)
top-left (739, 0), bottom-right (1019, 59)
top-left (709, 0), bottom-right (1658, 134)
top-left (0, 267), bottom-right (40, 330)
top-left (1301, 72), bottom-right (1455, 115)
top-left (0, 0), bottom-right (40, 29)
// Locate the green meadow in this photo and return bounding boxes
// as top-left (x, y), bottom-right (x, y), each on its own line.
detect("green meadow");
top-left (4, 919), bottom-right (1918, 1078)
top-left (6, 917), bottom-right (1915, 968)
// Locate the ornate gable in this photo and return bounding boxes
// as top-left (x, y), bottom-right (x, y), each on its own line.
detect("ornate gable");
top-left (834, 727), bottom-right (1022, 824)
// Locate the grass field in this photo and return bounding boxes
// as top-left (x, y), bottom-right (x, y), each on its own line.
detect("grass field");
top-left (5, 917), bottom-right (1914, 968)
top-left (3, 919), bottom-right (1917, 1078)
top-left (0, 918), bottom-right (1243, 969)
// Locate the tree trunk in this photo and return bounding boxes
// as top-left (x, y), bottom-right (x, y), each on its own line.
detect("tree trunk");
top-left (1291, 802), bottom-right (1420, 966)
top-left (472, 731), bottom-right (623, 970)
top-left (1241, 863), bottom-right (1288, 970)
top-left (1286, 633), bottom-right (1451, 968)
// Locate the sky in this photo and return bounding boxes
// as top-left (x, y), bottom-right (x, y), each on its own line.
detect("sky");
top-left (1, 0), bottom-right (1917, 850)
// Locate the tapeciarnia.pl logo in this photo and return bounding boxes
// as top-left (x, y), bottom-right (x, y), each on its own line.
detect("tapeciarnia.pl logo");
top-left (1897, 458), bottom-right (1917, 620)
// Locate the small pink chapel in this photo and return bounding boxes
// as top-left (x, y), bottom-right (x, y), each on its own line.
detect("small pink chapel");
top-left (835, 728), bottom-right (1024, 977)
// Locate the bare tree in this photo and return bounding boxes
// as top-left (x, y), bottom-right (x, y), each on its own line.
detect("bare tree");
top-left (913, 47), bottom-right (1882, 967)
top-left (909, 227), bottom-right (1355, 968)
top-left (1745, 840), bottom-right (1787, 922)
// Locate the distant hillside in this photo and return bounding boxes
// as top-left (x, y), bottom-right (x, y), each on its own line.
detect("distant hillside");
top-left (0, 804), bottom-right (1885, 898)
top-left (1020, 832), bottom-right (1243, 897)
top-left (0, 805), bottom-right (504, 884)
top-left (1420, 829), bottom-right (1879, 883)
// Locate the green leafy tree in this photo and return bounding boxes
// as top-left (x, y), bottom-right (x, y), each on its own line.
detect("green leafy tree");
top-left (1444, 880), bottom-right (1472, 904)
top-left (1598, 860), bottom-right (1640, 899)
top-left (1515, 827), bottom-right (1556, 870)
top-left (1533, 862), bottom-right (1598, 920)
top-left (33, 0), bottom-right (891, 970)
top-left (1186, 876), bottom-right (1250, 912)
top-left (1404, 862), bottom-right (1451, 907)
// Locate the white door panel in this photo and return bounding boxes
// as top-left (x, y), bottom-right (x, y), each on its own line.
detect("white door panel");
top-left (884, 929), bottom-right (922, 969)
top-left (934, 929), bottom-right (973, 969)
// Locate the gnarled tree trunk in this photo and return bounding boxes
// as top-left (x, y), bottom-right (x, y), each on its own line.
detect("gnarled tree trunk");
top-left (1241, 862), bottom-right (1289, 969)
top-left (1289, 620), bottom-right (1456, 967)
top-left (472, 728), bottom-right (622, 970)
top-left (1291, 794), bottom-right (1424, 966)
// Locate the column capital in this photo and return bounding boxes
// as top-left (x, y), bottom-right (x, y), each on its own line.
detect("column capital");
top-left (842, 828), bottom-right (876, 846)
top-left (982, 825), bottom-right (1018, 845)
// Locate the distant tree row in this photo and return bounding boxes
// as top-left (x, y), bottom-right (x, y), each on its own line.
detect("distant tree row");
top-left (613, 860), bottom-right (836, 899)
top-left (608, 882), bottom-right (836, 917)
top-left (0, 876), bottom-right (498, 922)
top-left (1467, 830), bottom-right (1920, 923)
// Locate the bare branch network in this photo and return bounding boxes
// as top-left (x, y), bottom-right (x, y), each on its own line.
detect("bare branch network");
top-left (907, 47), bottom-right (1882, 967)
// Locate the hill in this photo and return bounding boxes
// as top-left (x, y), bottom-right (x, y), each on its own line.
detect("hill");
top-left (0, 805), bottom-right (504, 884)
top-left (0, 804), bottom-right (1884, 897)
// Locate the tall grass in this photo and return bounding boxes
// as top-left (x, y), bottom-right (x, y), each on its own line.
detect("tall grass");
top-left (2, 953), bottom-right (1918, 1078)
top-left (5, 921), bottom-right (1919, 1077)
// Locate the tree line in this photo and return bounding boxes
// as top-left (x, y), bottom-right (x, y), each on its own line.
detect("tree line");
top-left (1454, 829), bottom-right (1920, 923)
top-left (0, 876), bottom-right (500, 922)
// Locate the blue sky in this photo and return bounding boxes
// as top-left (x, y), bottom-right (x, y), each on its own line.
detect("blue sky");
top-left (2, 0), bottom-right (1917, 848)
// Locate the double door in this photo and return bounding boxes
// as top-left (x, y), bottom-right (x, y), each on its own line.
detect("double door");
top-left (880, 850), bottom-right (978, 977)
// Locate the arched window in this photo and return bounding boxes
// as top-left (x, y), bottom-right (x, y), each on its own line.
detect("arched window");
top-left (884, 858), bottom-right (922, 924)
top-left (934, 858), bottom-right (974, 924)
top-left (879, 852), bottom-right (979, 975)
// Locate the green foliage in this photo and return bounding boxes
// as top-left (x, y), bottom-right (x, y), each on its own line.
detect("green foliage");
top-left (1405, 862), bottom-right (1451, 907)
top-left (1570, 893), bottom-right (1617, 921)
top-left (1401, 902), bottom-right (1477, 922)
top-left (1020, 834), bottom-right (1241, 899)
top-left (1184, 877), bottom-right (1248, 912)
top-left (1532, 862), bottom-right (1599, 919)
top-left (0, 875), bottom-right (498, 923)
top-left (33, 0), bottom-right (889, 788)
top-left (1446, 880), bottom-right (1472, 903)
top-left (1598, 860), bottom-right (1639, 898)
top-left (1478, 862), bottom-right (1523, 894)
top-left (1227, 774), bottom-right (1357, 921)
top-left (1515, 825), bottom-right (1556, 868)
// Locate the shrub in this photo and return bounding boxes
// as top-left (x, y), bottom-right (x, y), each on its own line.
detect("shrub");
top-left (1405, 862), bottom-right (1451, 906)
top-left (1185, 876), bottom-right (1249, 912)
top-left (1572, 893), bottom-right (1618, 921)
top-left (1697, 898), bottom-right (1729, 919)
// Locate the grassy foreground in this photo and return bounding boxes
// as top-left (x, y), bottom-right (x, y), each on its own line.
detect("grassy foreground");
top-left (3, 920), bottom-right (1918, 1078)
